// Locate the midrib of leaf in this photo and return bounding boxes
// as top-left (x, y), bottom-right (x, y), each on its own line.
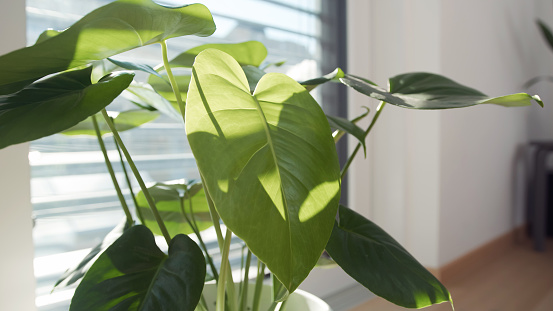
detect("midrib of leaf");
top-left (137, 257), bottom-right (168, 310)
top-left (251, 95), bottom-right (294, 284)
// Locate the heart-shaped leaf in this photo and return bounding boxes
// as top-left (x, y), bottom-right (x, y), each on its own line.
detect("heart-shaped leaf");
top-left (167, 41), bottom-right (268, 68)
top-left (61, 109), bottom-right (159, 136)
top-left (135, 182), bottom-right (212, 237)
top-left (70, 225), bottom-right (206, 311)
top-left (340, 72), bottom-right (543, 109)
top-left (0, 67), bottom-right (134, 150)
top-left (0, 0), bottom-right (215, 94)
top-left (186, 49), bottom-right (341, 293)
top-left (326, 205), bottom-right (451, 309)
top-left (54, 219), bottom-right (131, 289)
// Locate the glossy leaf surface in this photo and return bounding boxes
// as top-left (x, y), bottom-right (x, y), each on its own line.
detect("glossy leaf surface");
top-left (326, 205), bottom-right (451, 308)
top-left (54, 219), bottom-right (130, 289)
top-left (327, 113), bottom-right (367, 154)
top-left (62, 109), bottom-right (159, 136)
top-left (168, 41), bottom-right (267, 68)
top-left (135, 182), bottom-right (212, 237)
top-left (108, 58), bottom-right (163, 78)
top-left (0, 0), bottom-right (215, 94)
top-left (186, 49), bottom-right (341, 293)
top-left (340, 72), bottom-right (543, 109)
top-left (300, 68), bottom-right (345, 92)
top-left (124, 82), bottom-right (182, 121)
top-left (70, 225), bottom-right (206, 311)
top-left (0, 67), bottom-right (134, 150)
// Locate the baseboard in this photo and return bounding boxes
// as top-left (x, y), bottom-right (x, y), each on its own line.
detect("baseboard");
top-left (437, 224), bottom-right (527, 283)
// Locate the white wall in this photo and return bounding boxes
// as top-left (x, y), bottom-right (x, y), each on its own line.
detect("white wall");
top-left (348, 0), bottom-right (547, 269)
top-left (0, 1), bottom-right (37, 311)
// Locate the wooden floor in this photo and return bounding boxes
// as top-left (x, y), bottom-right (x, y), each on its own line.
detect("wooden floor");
top-left (349, 238), bottom-right (553, 311)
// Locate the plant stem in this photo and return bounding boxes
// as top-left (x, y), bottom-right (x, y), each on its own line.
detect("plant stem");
top-left (252, 262), bottom-right (265, 311)
top-left (101, 109), bottom-right (171, 245)
top-left (202, 176), bottom-right (239, 310)
top-left (113, 136), bottom-right (145, 224)
top-left (91, 115), bottom-right (133, 226)
top-left (160, 40), bottom-right (185, 119)
top-left (216, 229), bottom-right (236, 311)
top-left (179, 197), bottom-right (219, 281)
top-left (340, 102), bottom-right (387, 181)
top-left (239, 249), bottom-right (252, 311)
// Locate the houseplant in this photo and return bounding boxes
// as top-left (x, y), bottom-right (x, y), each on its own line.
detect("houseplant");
top-left (0, 0), bottom-right (543, 310)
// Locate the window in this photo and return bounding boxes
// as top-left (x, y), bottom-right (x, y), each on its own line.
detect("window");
top-left (27, 1), bottom-right (346, 310)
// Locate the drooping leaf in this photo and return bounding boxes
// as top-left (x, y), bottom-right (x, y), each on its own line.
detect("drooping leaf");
top-left (124, 82), bottom-right (183, 121)
top-left (326, 109), bottom-right (369, 155)
top-left (135, 182), bottom-right (211, 237)
top-left (0, 0), bottom-right (215, 94)
top-left (108, 58), bottom-right (163, 78)
top-left (340, 72), bottom-right (543, 109)
top-left (0, 67), bottom-right (134, 150)
top-left (167, 41), bottom-right (267, 68)
top-left (300, 68), bottom-right (346, 92)
top-left (242, 65), bottom-right (267, 93)
top-left (61, 109), bottom-right (159, 136)
top-left (186, 49), bottom-right (341, 293)
top-left (70, 225), bottom-right (206, 311)
top-left (537, 19), bottom-right (553, 53)
top-left (54, 219), bottom-right (131, 289)
top-left (148, 74), bottom-right (190, 104)
top-left (330, 107), bottom-right (370, 145)
top-left (326, 205), bottom-right (451, 309)
top-left (523, 75), bottom-right (553, 88)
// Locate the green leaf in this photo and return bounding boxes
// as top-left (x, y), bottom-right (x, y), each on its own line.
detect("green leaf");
top-left (35, 29), bottom-right (63, 44)
top-left (54, 219), bottom-right (131, 289)
top-left (108, 58), bottom-right (163, 78)
top-left (135, 182), bottom-right (212, 237)
top-left (168, 41), bottom-right (268, 68)
top-left (537, 19), bottom-right (553, 52)
top-left (326, 205), bottom-right (451, 309)
top-left (186, 49), bottom-right (341, 293)
top-left (327, 110), bottom-right (368, 155)
top-left (340, 72), bottom-right (543, 109)
top-left (0, 0), bottom-right (215, 94)
top-left (148, 74), bottom-right (190, 104)
top-left (61, 109), bottom-right (159, 136)
top-left (0, 67), bottom-right (134, 150)
top-left (300, 68), bottom-right (346, 92)
top-left (124, 82), bottom-right (183, 121)
top-left (70, 225), bottom-right (206, 311)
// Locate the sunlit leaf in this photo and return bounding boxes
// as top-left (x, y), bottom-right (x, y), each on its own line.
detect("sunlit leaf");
top-left (0, 0), bottom-right (215, 94)
top-left (135, 182), bottom-right (212, 237)
top-left (186, 49), bottom-right (341, 293)
top-left (167, 41), bottom-right (267, 68)
top-left (61, 109), bottom-right (159, 136)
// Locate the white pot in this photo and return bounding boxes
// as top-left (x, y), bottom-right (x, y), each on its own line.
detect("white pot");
top-left (198, 283), bottom-right (332, 311)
